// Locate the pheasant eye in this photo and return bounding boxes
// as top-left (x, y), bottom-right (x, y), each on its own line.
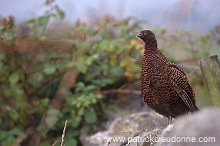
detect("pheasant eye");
top-left (144, 32), bottom-right (147, 35)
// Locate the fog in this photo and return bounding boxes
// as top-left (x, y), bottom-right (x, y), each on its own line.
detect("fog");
top-left (1, 0), bottom-right (220, 32)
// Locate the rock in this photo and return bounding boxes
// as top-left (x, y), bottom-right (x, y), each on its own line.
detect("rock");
top-left (128, 129), bottom-right (163, 146)
top-left (80, 111), bottom-right (167, 146)
top-left (157, 108), bottom-right (220, 146)
top-left (81, 108), bottom-right (220, 146)
top-left (127, 108), bottom-right (220, 146)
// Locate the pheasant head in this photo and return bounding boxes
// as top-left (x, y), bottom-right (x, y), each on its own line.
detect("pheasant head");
top-left (137, 30), bottom-right (158, 48)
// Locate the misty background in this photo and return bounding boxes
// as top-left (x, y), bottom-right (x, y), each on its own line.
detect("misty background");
top-left (1, 0), bottom-right (220, 33)
top-left (1, 0), bottom-right (220, 146)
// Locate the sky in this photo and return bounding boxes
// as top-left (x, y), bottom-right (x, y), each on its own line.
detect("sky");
top-left (0, 0), bottom-right (220, 32)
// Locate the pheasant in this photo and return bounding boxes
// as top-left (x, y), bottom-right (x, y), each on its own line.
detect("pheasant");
top-left (137, 30), bottom-right (199, 124)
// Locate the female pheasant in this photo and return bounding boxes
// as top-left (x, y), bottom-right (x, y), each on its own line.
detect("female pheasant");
top-left (137, 30), bottom-right (199, 124)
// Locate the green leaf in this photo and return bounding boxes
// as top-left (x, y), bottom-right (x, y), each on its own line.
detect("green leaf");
top-left (9, 129), bottom-right (21, 136)
top-left (38, 16), bottom-right (50, 26)
top-left (65, 138), bottom-right (77, 146)
top-left (25, 18), bottom-right (36, 24)
top-left (50, 13), bottom-right (57, 19)
top-left (9, 72), bottom-right (19, 84)
top-left (78, 61), bottom-right (87, 73)
top-left (78, 107), bottom-right (85, 116)
top-left (120, 26), bottom-right (128, 35)
top-left (43, 66), bottom-right (56, 75)
top-left (69, 118), bottom-right (79, 128)
top-left (99, 40), bottom-right (109, 50)
top-left (86, 54), bottom-right (99, 65)
top-left (84, 110), bottom-right (96, 124)
top-left (9, 110), bottom-right (18, 120)
top-left (85, 85), bottom-right (96, 91)
top-left (72, 130), bottom-right (79, 137)
top-left (2, 135), bottom-right (14, 146)
top-left (0, 131), bottom-right (8, 140)
top-left (56, 7), bottom-right (65, 20)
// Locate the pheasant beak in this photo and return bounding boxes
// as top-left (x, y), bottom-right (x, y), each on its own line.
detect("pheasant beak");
top-left (136, 32), bottom-right (143, 38)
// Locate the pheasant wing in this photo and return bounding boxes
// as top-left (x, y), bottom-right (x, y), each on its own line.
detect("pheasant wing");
top-left (169, 64), bottom-right (198, 112)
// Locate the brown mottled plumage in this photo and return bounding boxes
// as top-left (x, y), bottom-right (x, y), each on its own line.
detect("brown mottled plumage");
top-left (137, 30), bottom-right (199, 124)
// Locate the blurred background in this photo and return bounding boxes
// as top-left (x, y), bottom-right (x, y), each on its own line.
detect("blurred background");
top-left (0, 0), bottom-right (220, 145)
top-left (1, 0), bottom-right (220, 32)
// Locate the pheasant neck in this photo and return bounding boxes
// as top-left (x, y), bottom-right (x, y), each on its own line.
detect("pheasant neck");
top-left (144, 46), bottom-right (159, 52)
top-left (144, 38), bottom-right (158, 49)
